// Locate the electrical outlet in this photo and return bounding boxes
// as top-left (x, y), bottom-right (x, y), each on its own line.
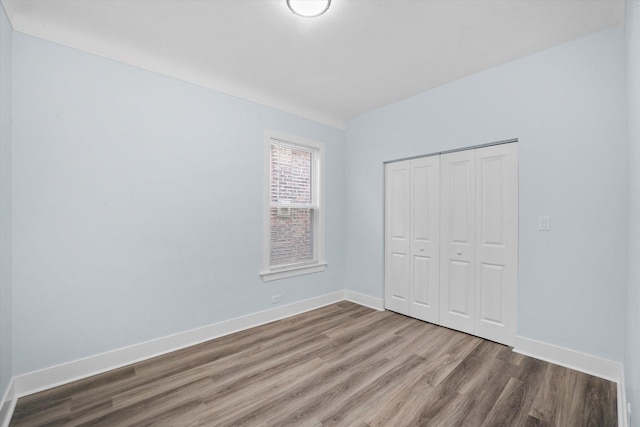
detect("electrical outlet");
top-left (271, 295), bottom-right (281, 304)
top-left (538, 215), bottom-right (551, 231)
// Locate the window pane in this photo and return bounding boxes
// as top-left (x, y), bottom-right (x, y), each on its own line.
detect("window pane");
top-left (269, 207), bottom-right (315, 266)
top-left (271, 144), bottom-right (312, 205)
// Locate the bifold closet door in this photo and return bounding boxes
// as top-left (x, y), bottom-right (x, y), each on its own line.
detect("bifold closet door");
top-left (385, 143), bottom-right (517, 345)
top-left (474, 143), bottom-right (518, 344)
top-left (385, 157), bottom-right (440, 320)
top-left (409, 156), bottom-right (440, 323)
top-left (384, 160), bottom-right (411, 315)
top-left (439, 150), bottom-right (476, 334)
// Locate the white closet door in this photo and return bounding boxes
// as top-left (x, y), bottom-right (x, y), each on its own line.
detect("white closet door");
top-left (384, 160), bottom-right (411, 315)
top-left (409, 156), bottom-right (440, 323)
top-left (439, 150), bottom-right (476, 334)
top-left (474, 144), bottom-right (518, 345)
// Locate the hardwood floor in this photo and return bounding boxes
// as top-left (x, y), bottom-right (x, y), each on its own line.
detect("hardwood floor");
top-left (9, 302), bottom-right (617, 426)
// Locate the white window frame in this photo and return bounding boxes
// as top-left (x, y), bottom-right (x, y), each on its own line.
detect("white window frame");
top-left (260, 129), bottom-right (326, 281)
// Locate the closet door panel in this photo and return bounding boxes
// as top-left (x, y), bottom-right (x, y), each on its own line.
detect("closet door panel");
top-left (475, 143), bottom-right (518, 345)
top-left (478, 263), bottom-right (504, 323)
top-left (448, 259), bottom-right (473, 313)
top-left (384, 161), bottom-right (411, 315)
top-left (439, 150), bottom-right (476, 334)
top-left (409, 156), bottom-right (440, 323)
top-left (412, 256), bottom-right (432, 305)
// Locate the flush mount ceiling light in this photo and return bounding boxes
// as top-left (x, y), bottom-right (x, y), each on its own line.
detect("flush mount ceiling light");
top-left (286, 0), bottom-right (331, 18)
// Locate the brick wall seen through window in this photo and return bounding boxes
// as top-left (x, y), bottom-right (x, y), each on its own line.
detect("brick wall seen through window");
top-left (269, 143), bottom-right (316, 267)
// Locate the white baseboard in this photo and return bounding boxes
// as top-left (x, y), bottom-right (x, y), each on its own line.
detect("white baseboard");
top-left (13, 290), bottom-right (346, 398)
top-left (344, 290), bottom-right (384, 311)
top-left (0, 379), bottom-right (16, 427)
top-left (513, 336), bottom-right (622, 382)
top-left (619, 365), bottom-right (629, 427)
top-left (513, 335), bottom-right (626, 427)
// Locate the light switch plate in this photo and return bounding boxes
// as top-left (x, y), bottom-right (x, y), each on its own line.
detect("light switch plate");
top-left (538, 216), bottom-right (551, 231)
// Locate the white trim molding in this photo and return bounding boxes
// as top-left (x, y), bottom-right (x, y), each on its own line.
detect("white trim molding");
top-left (620, 365), bottom-right (629, 427)
top-left (13, 291), bottom-right (345, 398)
top-left (513, 336), bottom-right (627, 427)
top-left (513, 336), bottom-right (622, 382)
top-left (0, 379), bottom-right (16, 427)
top-left (260, 262), bottom-right (327, 282)
top-left (344, 290), bottom-right (384, 311)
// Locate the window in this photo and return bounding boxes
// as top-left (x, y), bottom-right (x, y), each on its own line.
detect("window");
top-left (261, 130), bottom-right (326, 281)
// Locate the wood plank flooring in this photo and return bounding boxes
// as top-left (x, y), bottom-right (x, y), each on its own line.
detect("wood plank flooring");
top-left (9, 302), bottom-right (617, 426)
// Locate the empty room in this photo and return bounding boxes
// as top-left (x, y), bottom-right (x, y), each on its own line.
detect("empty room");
top-left (0, 0), bottom-right (638, 425)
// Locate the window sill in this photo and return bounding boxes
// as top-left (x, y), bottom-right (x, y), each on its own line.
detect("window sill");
top-left (260, 262), bottom-right (327, 282)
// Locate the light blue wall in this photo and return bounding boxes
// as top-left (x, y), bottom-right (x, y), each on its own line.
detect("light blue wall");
top-left (11, 33), bottom-right (345, 375)
top-left (626, 0), bottom-right (640, 424)
top-left (0, 2), bottom-right (12, 402)
top-left (345, 27), bottom-right (628, 362)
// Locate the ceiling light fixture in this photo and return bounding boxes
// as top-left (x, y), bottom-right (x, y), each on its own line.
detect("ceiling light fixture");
top-left (286, 0), bottom-right (331, 18)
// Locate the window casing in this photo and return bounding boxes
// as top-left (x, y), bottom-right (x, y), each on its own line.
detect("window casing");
top-left (261, 130), bottom-right (326, 281)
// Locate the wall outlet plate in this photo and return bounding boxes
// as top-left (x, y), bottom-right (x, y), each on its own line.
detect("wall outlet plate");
top-left (538, 215), bottom-right (551, 231)
top-left (271, 295), bottom-right (281, 304)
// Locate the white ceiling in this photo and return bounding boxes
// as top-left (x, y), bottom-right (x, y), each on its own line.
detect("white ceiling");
top-left (1, 0), bottom-right (625, 128)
